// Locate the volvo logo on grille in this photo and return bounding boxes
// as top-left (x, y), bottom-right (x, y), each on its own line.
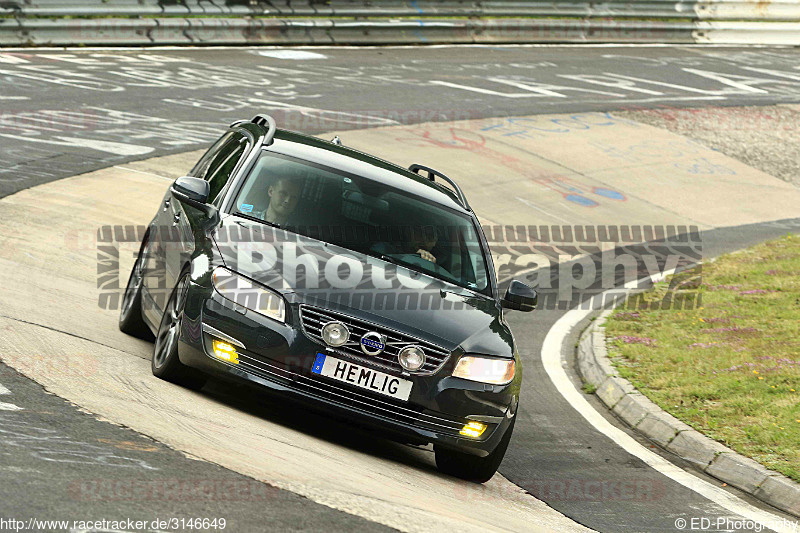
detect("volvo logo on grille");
top-left (360, 332), bottom-right (386, 356)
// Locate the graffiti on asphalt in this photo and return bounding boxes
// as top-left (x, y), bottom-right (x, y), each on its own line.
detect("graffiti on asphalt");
top-left (2, 48), bottom-right (800, 193)
top-left (0, 414), bottom-right (158, 469)
top-left (394, 124), bottom-right (627, 208)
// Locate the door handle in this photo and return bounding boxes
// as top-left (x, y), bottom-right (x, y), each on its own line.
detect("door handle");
top-left (173, 212), bottom-right (181, 225)
top-left (164, 198), bottom-right (170, 211)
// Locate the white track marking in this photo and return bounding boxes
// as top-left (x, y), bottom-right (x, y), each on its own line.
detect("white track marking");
top-left (515, 197), bottom-right (572, 224)
top-left (541, 283), bottom-right (793, 532)
top-left (605, 96), bottom-right (726, 104)
top-left (247, 99), bottom-right (399, 127)
top-left (54, 136), bottom-right (155, 156)
top-left (0, 383), bottom-right (21, 410)
top-left (429, 80), bottom-right (543, 98)
top-left (0, 134), bottom-right (154, 156)
top-left (257, 50), bottom-right (327, 60)
top-left (0, 44), bottom-right (784, 52)
top-left (113, 166), bottom-right (173, 181)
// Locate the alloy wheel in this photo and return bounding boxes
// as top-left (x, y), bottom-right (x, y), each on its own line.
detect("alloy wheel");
top-left (153, 276), bottom-right (188, 369)
top-left (121, 250), bottom-right (145, 317)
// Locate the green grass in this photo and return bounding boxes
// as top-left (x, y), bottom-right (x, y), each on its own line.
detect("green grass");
top-left (604, 234), bottom-right (800, 483)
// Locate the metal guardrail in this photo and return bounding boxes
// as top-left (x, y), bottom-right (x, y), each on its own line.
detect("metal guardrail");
top-left (0, 1), bottom-right (798, 46)
top-left (0, 18), bottom-right (693, 46)
top-left (2, 1), bottom-right (800, 20)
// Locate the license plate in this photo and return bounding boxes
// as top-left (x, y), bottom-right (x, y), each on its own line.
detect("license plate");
top-left (311, 353), bottom-right (412, 402)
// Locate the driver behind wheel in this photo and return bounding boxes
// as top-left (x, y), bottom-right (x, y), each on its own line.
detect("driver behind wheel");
top-left (371, 221), bottom-right (441, 265)
top-left (411, 225), bottom-right (438, 264)
top-left (258, 176), bottom-right (301, 226)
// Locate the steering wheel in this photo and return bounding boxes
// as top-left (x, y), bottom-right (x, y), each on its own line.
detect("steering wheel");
top-left (393, 253), bottom-right (451, 278)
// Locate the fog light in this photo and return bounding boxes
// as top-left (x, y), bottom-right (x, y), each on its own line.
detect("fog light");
top-left (212, 339), bottom-right (239, 364)
top-left (460, 421), bottom-right (487, 438)
top-left (398, 346), bottom-right (426, 371)
top-left (322, 321), bottom-right (349, 347)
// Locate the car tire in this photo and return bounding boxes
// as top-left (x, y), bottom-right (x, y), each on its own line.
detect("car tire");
top-left (119, 235), bottom-right (154, 340)
top-left (434, 417), bottom-right (515, 483)
top-left (151, 272), bottom-right (207, 391)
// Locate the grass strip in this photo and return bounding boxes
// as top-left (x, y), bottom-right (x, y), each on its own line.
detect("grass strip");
top-left (605, 234), bottom-right (800, 482)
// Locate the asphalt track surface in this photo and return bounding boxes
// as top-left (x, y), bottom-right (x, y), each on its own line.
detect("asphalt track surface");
top-left (4, 45), bottom-right (800, 196)
top-left (503, 220), bottom-right (800, 531)
top-left (1, 45), bottom-right (800, 532)
top-left (0, 363), bottom-right (393, 532)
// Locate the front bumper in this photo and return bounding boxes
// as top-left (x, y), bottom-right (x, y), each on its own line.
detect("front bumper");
top-left (177, 282), bottom-right (519, 457)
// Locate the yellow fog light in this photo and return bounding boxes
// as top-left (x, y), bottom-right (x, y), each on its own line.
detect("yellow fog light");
top-left (212, 339), bottom-right (239, 364)
top-left (460, 421), bottom-right (487, 438)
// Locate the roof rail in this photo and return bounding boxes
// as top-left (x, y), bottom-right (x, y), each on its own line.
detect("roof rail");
top-left (229, 114), bottom-right (278, 146)
top-left (408, 163), bottom-right (471, 211)
top-left (251, 114), bottom-right (278, 146)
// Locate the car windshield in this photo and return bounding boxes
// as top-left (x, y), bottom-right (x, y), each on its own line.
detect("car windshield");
top-left (232, 151), bottom-right (491, 294)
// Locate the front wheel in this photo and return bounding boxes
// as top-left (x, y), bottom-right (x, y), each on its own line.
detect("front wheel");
top-left (434, 418), bottom-right (515, 483)
top-left (152, 273), bottom-right (207, 390)
top-left (119, 235), bottom-right (153, 340)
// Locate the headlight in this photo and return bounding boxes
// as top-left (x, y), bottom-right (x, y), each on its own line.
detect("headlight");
top-left (212, 267), bottom-right (286, 323)
top-left (452, 356), bottom-right (515, 385)
top-left (398, 346), bottom-right (426, 371)
top-left (322, 321), bottom-right (349, 347)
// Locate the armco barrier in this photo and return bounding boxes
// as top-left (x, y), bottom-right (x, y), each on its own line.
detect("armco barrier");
top-left (2, 1), bottom-right (800, 21)
top-left (694, 21), bottom-right (800, 45)
top-left (0, 1), bottom-right (706, 18)
top-left (0, 18), bottom-right (699, 46)
top-left (0, 1), bottom-right (797, 46)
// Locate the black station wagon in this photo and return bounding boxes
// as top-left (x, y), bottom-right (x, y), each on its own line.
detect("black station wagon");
top-left (119, 114), bottom-right (537, 482)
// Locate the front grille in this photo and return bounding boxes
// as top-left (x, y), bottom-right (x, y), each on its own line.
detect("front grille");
top-left (231, 350), bottom-right (464, 435)
top-left (299, 305), bottom-right (452, 374)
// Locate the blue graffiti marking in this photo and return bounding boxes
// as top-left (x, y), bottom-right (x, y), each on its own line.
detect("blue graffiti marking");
top-left (566, 194), bottom-right (599, 207)
top-left (593, 188), bottom-right (626, 200)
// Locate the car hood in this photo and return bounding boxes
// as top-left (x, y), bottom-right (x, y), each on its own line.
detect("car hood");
top-left (213, 216), bottom-right (514, 357)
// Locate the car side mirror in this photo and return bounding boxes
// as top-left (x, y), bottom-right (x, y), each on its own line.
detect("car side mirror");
top-left (170, 176), bottom-right (217, 219)
top-left (501, 280), bottom-right (537, 312)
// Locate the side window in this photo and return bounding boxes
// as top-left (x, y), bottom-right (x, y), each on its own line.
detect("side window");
top-left (206, 135), bottom-right (248, 203)
top-left (190, 132), bottom-right (234, 180)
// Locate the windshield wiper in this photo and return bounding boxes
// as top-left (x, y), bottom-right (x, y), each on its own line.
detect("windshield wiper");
top-left (376, 254), bottom-right (426, 275)
top-left (375, 253), bottom-right (481, 293)
top-left (375, 253), bottom-right (423, 269)
top-left (233, 211), bottom-right (282, 229)
top-left (377, 253), bottom-right (403, 267)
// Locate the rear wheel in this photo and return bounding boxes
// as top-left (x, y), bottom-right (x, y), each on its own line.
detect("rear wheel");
top-left (434, 418), bottom-right (515, 483)
top-left (152, 273), bottom-right (207, 390)
top-left (119, 235), bottom-right (153, 340)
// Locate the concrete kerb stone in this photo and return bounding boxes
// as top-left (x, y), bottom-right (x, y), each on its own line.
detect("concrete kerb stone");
top-left (575, 310), bottom-right (800, 518)
top-left (667, 429), bottom-right (729, 468)
top-left (707, 453), bottom-right (772, 494)
top-left (596, 376), bottom-right (635, 410)
top-left (634, 410), bottom-right (690, 448)
top-left (755, 476), bottom-right (800, 517)
top-left (612, 392), bottom-right (659, 429)
top-left (591, 329), bottom-right (618, 379)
